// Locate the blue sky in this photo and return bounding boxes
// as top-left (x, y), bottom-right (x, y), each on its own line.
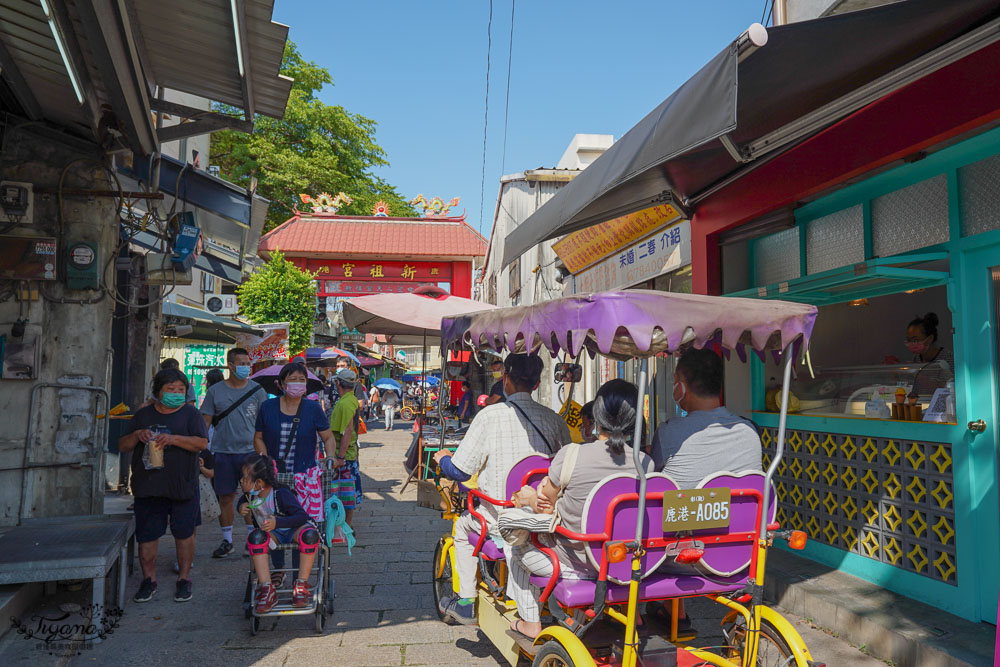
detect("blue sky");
top-left (272, 1), bottom-right (768, 235)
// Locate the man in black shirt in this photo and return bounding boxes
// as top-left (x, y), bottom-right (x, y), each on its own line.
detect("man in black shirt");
top-left (484, 359), bottom-right (506, 406)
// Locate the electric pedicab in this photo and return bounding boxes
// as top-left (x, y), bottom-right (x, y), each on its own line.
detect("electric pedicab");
top-left (431, 289), bottom-right (823, 667)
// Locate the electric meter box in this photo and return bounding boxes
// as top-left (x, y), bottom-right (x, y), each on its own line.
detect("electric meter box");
top-left (64, 241), bottom-right (100, 289)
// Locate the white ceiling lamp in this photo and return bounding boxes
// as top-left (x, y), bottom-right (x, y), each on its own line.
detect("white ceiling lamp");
top-left (230, 0), bottom-right (245, 78)
top-left (38, 0), bottom-right (84, 104)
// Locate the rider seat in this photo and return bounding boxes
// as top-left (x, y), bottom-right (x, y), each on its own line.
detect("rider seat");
top-left (467, 454), bottom-right (551, 560)
top-left (531, 470), bottom-right (775, 609)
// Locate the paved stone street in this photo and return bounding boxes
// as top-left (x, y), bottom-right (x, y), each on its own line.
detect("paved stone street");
top-left (0, 422), bottom-right (884, 666)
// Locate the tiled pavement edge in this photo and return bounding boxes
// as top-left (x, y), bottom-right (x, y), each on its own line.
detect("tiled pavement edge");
top-left (0, 422), bottom-right (884, 666)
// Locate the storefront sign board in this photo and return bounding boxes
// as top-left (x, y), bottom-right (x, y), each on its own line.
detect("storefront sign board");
top-left (553, 204), bottom-right (685, 274)
top-left (320, 280), bottom-right (428, 296)
top-left (233, 322), bottom-right (290, 363)
top-left (572, 220), bottom-right (691, 294)
top-left (183, 344), bottom-right (226, 400)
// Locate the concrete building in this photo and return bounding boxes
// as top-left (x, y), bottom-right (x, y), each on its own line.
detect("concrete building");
top-left (774, 0), bottom-right (897, 24)
top-left (478, 134), bottom-right (613, 410)
top-left (0, 1), bottom-right (291, 526)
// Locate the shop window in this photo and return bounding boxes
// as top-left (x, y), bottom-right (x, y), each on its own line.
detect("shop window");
top-left (488, 274), bottom-right (497, 305)
top-left (509, 258), bottom-right (521, 303)
top-left (653, 266), bottom-right (692, 294)
top-left (805, 204), bottom-right (864, 274)
top-left (871, 175), bottom-right (948, 257)
top-left (759, 282), bottom-right (956, 423)
top-left (721, 241), bottom-right (750, 294)
top-left (959, 152), bottom-right (1000, 237)
top-left (754, 226), bottom-right (800, 286)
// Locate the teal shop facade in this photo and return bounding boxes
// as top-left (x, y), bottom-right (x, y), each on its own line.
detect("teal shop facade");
top-left (695, 128), bottom-right (1000, 624)
top-left (683, 39), bottom-right (1000, 623)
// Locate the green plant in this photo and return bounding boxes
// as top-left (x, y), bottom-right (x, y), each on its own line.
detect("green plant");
top-left (212, 41), bottom-right (415, 231)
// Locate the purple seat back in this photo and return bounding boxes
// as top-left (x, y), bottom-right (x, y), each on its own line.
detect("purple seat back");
top-left (580, 473), bottom-right (678, 585)
top-left (504, 454), bottom-right (551, 500)
top-left (694, 471), bottom-right (776, 577)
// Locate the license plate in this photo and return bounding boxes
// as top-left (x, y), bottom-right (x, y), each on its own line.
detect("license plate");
top-left (662, 488), bottom-right (732, 531)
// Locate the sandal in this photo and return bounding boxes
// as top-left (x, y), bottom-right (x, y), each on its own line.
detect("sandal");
top-left (509, 619), bottom-right (539, 641)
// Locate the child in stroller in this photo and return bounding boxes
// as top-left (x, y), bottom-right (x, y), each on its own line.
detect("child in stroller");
top-left (238, 453), bottom-right (321, 614)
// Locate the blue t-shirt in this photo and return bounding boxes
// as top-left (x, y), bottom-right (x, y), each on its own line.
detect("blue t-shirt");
top-left (254, 398), bottom-right (329, 473)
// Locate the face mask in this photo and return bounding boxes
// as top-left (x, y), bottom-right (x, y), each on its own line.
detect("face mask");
top-left (672, 381), bottom-right (687, 405)
top-left (234, 365), bottom-right (252, 380)
top-left (161, 392), bottom-right (186, 408)
top-left (905, 341), bottom-right (928, 355)
top-left (248, 486), bottom-right (260, 498)
top-left (285, 382), bottom-right (307, 398)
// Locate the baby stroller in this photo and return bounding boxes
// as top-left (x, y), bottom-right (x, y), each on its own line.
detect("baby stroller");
top-left (241, 469), bottom-right (340, 634)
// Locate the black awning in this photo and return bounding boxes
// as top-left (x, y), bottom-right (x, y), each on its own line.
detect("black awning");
top-left (503, 0), bottom-right (1000, 267)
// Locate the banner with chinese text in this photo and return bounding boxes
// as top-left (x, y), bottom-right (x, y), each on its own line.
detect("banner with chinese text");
top-left (553, 204), bottom-right (684, 274)
top-left (298, 259), bottom-right (451, 282)
top-left (183, 344), bottom-right (227, 401)
top-left (572, 220), bottom-right (690, 294)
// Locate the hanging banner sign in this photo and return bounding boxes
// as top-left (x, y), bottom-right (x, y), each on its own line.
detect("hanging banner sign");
top-left (233, 322), bottom-right (290, 363)
top-left (553, 204), bottom-right (685, 274)
top-left (572, 220), bottom-right (691, 294)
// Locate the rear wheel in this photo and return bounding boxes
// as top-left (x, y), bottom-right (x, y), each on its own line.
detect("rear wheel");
top-left (401, 407), bottom-right (414, 420)
top-left (432, 539), bottom-right (456, 625)
top-left (531, 641), bottom-right (576, 667)
top-left (724, 615), bottom-right (796, 666)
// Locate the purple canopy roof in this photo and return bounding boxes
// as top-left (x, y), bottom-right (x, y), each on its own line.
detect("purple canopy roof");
top-left (440, 290), bottom-right (817, 361)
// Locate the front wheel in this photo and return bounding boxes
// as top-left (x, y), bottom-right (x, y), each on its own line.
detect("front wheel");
top-left (432, 539), bottom-right (456, 625)
top-left (401, 407), bottom-right (414, 420)
top-left (723, 615), bottom-right (795, 667)
top-left (532, 641), bottom-right (576, 667)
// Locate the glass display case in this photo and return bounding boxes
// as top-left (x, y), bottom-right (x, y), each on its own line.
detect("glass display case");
top-left (765, 361), bottom-right (955, 421)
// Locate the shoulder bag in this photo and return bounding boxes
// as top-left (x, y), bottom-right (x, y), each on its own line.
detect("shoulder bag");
top-left (211, 385), bottom-right (261, 427)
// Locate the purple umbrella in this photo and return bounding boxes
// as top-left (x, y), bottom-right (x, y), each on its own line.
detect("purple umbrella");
top-left (250, 363), bottom-right (325, 396)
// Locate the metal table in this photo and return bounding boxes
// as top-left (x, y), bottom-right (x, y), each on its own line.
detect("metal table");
top-left (0, 514), bottom-right (134, 639)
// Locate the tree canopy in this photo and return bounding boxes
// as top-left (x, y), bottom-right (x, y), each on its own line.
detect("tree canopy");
top-left (237, 251), bottom-right (317, 353)
top-left (212, 41), bottom-right (415, 231)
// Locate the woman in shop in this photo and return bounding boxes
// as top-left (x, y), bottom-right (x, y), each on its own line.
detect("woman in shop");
top-left (903, 312), bottom-right (954, 395)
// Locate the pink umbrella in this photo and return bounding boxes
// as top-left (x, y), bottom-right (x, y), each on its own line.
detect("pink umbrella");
top-left (341, 285), bottom-right (496, 344)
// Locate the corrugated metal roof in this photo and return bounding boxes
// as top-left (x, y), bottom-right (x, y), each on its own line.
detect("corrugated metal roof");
top-left (129, 0), bottom-right (292, 118)
top-left (0, 0), bottom-right (89, 127)
top-left (258, 214), bottom-right (488, 260)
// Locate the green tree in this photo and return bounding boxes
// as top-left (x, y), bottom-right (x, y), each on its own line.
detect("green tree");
top-left (237, 251), bottom-right (316, 353)
top-left (211, 41), bottom-right (415, 231)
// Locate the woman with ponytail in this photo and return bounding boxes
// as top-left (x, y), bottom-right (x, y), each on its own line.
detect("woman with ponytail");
top-left (505, 379), bottom-right (654, 641)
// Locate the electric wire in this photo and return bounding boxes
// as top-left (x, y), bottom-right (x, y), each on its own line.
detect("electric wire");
top-left (500, 0), bottom-right (515, 176)
top-left (478, 0), bottom-right (493, 236)
top-left (760, 0), bottom-right (772, 25)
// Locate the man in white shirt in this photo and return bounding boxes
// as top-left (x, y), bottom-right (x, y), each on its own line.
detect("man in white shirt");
top-left (433, 354), bottom-right (571, 624)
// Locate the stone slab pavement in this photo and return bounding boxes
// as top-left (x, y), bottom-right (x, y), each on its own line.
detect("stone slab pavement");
top-left (0, 421), bottom-right (884, 666)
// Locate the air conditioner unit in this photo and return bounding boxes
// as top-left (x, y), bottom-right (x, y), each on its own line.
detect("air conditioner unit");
top-left (204, 294), bottom-right (238, 315)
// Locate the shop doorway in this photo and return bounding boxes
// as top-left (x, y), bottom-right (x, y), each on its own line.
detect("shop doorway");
top-left (959, 245), bottom-right (1000, 623)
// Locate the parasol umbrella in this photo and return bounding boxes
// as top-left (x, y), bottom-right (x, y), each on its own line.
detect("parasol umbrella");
top-left (303, 346), bottom-right (360, 366)
top-left (374, 378), bottom-right (402, 392)
top-left (250, 364), bottom-right (325, 395)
